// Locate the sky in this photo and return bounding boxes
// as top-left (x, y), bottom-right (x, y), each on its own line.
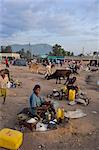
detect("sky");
top-left (0, 0), bottom-right (99, 54)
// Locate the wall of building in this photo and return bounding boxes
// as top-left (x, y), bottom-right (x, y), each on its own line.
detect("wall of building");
top-left (0, 53), bottom-right (20, 61)
top-left (64, 56), bottom-right (99, 61)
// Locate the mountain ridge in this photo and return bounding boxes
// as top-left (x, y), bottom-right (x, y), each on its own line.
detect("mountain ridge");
top-left (0, 44), bottom-right (52, 55)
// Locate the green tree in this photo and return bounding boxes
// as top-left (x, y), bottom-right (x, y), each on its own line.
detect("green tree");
top-left (78, 53), bottom-right (84, 57)
top-left (70, 52), bottom-right (74, 56)
top-left (1, 45), bottom-right (12, 53)
top-left (17, 48), bottom-right (26, 58)
top-left (93, 51), bottom-right (98, 56)
top-left (5, 46), bottom-right (12, 53)
top-left (66, 51), bottom-right (70, 56)
top-left (1, 46), bottom-right (5, 52)
top-left (49, 44), bottom-right (74, 56)
top-left (17, 49), bottom-right (32, 60)
top-left (49, 44), bottom-right (66, 56)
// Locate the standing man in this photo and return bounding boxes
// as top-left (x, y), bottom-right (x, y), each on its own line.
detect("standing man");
top-left (5, 58), bottom-right (9, 68)
top-left (45, 61), bottom-right (52, 78)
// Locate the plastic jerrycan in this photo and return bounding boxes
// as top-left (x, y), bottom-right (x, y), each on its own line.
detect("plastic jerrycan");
top-left (61, 107), bottom-right (64, 119)
top-left (69, 89), bottom-right (76, 101)
top-left (57, 108), bottom-right (62, 119)
top-left (0, 128), bottom-right (23, 150)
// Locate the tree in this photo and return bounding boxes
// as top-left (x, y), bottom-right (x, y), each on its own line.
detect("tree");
top-left (1, 46), bottom-right (5, 52)
top-left (66, 51), bottom-right (71, 56)
top-left (93, 51), bottom-right (98, 56)
top-left (49, 44), bottom-right (67, 56)
top-left (78, 53), bottom-right (84, 57)
top-left (5, 46), bottom-right (12, 53)
top-left (70, 52), bottom-right (74, 56)
top-left (17, 49), bottom-right (32, 60)
top-left (52, 44), bottom-right (62, 56)
top-left (17, 48), bottom-right (26, 58)
top-left (1, 45), bottom-right (12, 53)
top-left (49, 44), bottom-right (74, 56)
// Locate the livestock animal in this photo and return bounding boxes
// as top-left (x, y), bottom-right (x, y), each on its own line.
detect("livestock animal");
top-left (29, 63), bottom-right (47, 74)
top-left (29, 63), bottom-right (55, 74)
top-left (47, 69), bottom-right (71, 84)
top-left (29, 63), bottom-right (40, 73)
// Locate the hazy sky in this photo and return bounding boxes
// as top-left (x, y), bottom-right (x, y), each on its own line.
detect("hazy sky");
top-left (0, 0), bottom-right (99, 54)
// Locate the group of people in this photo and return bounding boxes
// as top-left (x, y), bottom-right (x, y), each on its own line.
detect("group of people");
top-left (66, 61), bottom-right (82, 74)
top-left (44, 59), bottom-right (82, 77)
top-left (0, 57), bottom-right (79, 114)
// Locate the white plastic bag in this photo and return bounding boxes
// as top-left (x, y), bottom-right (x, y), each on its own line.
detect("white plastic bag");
top-left (27, 118), bottom-right (37, 124)
top-left (7, 82), bottom-right (12, 88)
top-left (36, 123), bottom-right (48, 132)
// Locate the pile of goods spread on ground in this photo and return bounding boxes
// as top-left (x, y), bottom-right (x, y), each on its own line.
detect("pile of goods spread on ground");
top-left (16, 102), bottom-right (86, 132)
top-left (16, 76), bottom-right (89, 132)
top-left (47, 85), bottom-right (90, 106)
top-left (0, 107), bottom-right (86, 150)
top-left (7, 78), bottom-right (22, 88)
top-left (16, 104), bottom-right (68, 132)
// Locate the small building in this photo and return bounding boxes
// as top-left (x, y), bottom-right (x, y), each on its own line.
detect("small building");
top-left (0, 53), bottom-right (20, 62)
top-left (47, 56), bottom-right (65, 62)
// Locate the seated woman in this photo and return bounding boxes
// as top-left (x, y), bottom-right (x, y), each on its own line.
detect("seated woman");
top-left (29, 84), bottom-right (56, 118)
top-left (29, 85), bottom-right (45, 116)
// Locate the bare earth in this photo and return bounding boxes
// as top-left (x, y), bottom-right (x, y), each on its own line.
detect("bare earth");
top-left (0, 66), bottom-right (99, 150)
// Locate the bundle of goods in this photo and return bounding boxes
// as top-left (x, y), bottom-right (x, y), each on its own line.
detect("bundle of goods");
top-left (47, 86), bottom-right (68, 100)
top-left (16, 105), bottom-right (69, 132)
top-left (47, 86), bottom-right (90, 106)
top-left (7, 79), bottom-right (22, 88)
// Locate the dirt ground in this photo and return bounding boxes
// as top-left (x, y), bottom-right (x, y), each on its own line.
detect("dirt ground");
top-left (0, 65), bottom-right (99, 150)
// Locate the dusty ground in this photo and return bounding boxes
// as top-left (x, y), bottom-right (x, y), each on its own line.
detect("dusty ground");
top-left (0, 65), bottom-right (99, 150)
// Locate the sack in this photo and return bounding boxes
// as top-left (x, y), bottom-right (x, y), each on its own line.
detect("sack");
top-left (0, 128), bottom-right (23, 150)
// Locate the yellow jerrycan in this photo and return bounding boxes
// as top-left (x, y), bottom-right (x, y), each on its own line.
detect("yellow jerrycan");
top-left (57, 108), bottom-right (64, 120)
top-left (68, 89), bottom-right (76, 101)
top-left (57, 108), bottom-right (62, 119)
top-left (61, 108), bottom-right (64, 120)
top-left (0, 128), bottom-right (23, 150)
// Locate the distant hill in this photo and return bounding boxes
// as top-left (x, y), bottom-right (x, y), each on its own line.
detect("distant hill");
top-left (7, 44), bottom-right (52, 55)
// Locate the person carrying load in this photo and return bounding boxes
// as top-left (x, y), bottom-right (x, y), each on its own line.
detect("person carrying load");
top-left (0, 73), bottom-right (9, 104)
